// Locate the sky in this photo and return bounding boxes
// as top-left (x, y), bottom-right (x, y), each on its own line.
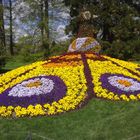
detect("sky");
top-left (49, 1), bottom-right (70, 42)
top-left (3, 0), bottom-right (70, 43)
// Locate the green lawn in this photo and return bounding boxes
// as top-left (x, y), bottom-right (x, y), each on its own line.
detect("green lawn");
top-left (3, 55), bottom-right (32, 70)
top-left (135, 61), bottom-right (140, 64)
top-left (0, 58), bottom-right (140, 139)
top-left (0, 99), bottom-right (140, 140)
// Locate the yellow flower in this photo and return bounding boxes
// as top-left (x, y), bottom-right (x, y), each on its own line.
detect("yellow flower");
top-left (129, 95), bottom-right (137, 100)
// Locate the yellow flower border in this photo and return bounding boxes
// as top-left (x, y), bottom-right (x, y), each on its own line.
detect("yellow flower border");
top-left (88, 59), bottom-right (140, 101)
top-left (0, 59), bottom-right (87, 117)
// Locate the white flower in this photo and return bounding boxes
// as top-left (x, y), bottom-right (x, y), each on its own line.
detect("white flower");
top-left (8, 77), bottom-right (54, 97)
top-left (108, 76), bottom-right (140, 92)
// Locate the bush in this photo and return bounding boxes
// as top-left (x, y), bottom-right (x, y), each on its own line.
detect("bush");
top-left (50, 41), bottom-right (69, 56)
top-left (130, 39), bottom-right (140, 61)
top-left (100, 39), bottom-right (140, 61)
top-left (20, 45), bottom-right (44, 62)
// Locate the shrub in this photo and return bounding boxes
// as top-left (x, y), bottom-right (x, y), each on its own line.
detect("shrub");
top-left (20, 45), bottom-right (44, 62)
top-left (100, 39), bottom-right (140, 61)
top-left (49, 41), bottom-right (69, 56)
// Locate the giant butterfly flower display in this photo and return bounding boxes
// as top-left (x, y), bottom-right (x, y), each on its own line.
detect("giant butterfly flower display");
top-left (0, 52), bottom-right (140, 118)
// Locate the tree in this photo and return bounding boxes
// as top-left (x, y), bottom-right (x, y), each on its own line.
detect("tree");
top-left (64, 0), bottom-right (140, 60)
top-left (4, 0), bottom-right (15, 55)
top-left (12, 0), bottom-right (51, 57)
top-left (39, 0), bottom-right (50, 56)
top-left (40, 0), bottom-right (49, 42)
top-left (64, 0), bottom-right (139, 41)
top-left (9, 0), bottom-right (14, 55)
top-left (0, 0), bottom-right (5, 55)
top-left (0, 0), bottom-right (6, 68)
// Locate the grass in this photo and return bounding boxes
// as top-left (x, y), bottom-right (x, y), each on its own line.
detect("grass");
top-left (2, 54), bottom-right (140, 72)
top-left (0, 55), bottom-right (32, 74)
top-left (2, 55), bottom-right (34, 70)
top-left (135, 61), bottom-right (140, 64)
top-left (0, 56), bottom-right (140, 139)
top-left (0, 99), bottom-right (140, 140)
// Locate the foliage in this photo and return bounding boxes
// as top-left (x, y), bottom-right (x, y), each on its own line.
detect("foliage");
top-left (64, 0), bottom-right (140, 39)
top-left (2, 40), bottom-right (70, 71)
top-left (3, 55), bottom-right (31, 70)
top-left (49, 41), bottom-right (69, 56)
top-left (100, 39), bottom-right (140, 61)
top-left (64, 0), bottom-right (140, 60)
top-left (18, 41), bottom-right (69, 62)
top-left (19, 45), bottom-right (44, 62)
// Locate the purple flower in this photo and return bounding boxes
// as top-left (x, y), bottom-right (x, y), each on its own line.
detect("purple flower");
top-left (136, 68), bottom-right (140, 72)
top-left (100, 73), bottom-right (140, 96)
top-left (0, 76), bottom-right (67, 107)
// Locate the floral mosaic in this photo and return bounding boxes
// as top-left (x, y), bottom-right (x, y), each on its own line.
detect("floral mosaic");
top-left (0, 52), bottom-right (139, 118)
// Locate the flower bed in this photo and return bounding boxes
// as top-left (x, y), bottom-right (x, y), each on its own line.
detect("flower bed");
top-left (68, 37), bottom-right (101, 53)
top-left (0, 52), bottom-right (140, 118)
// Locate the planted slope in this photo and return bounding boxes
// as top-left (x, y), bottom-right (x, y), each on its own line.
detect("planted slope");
top-left (0, 52), bottom-right (140, 117)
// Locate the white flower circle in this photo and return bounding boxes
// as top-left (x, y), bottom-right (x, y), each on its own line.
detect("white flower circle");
top-left (8, 77), bottom-right (54, 97)
top-left (108, 76), bottom-right (140, 92)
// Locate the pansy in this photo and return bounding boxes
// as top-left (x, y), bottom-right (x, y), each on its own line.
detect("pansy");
top-left (0, 52), bottom-right (139, 118)
top-left (8, 77), bottom-right (54, 97)
top-left (100, 74), bottom-right (140, 96)
top-left (0, 76), bottom-right (67, 107)
top-left (107, 75), bottom-right (140, 92)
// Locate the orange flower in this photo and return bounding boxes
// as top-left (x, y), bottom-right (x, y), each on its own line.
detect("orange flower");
top-left (117, 80), bottom-right (132, 87)
top-left (25, 80), bottom-right (42, 88)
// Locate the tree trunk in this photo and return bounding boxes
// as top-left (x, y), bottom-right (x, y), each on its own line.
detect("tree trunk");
top-left (40, 0), bottom-right (49, 44)
top-left (44, 0), bottom-right (49, 39)
top-left (102, 24), bottom-right (113, 43)
top-left (40, 0), bottom-right (44, 45)
top-left (40, 0), bottom-right (50, 57)
top-left (0, 0), bottom-right (6, 55)
top-left (9, 0), bottom-right (14, 55)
